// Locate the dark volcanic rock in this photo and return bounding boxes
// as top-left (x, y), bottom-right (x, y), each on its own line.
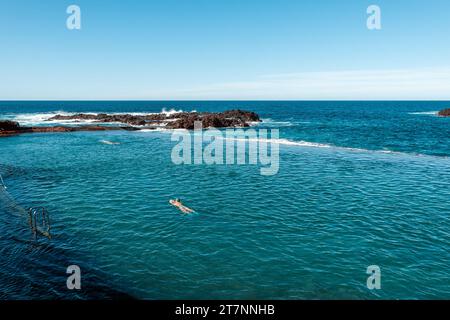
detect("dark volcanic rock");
top-left (28, 126), bottom-right (141, 133)
top-left (222, 109), bottom-right (260, 122)
top-left (0, 120), bottom-right (21, 131)
top-left (168, 114), bottom-right (200, 130)
top-left (1, 109), bottom-right (260, 137)
top-left (0, 123), bottom-right (140, 137)
top-left (165, 110), bottom-right (258, 129)
top-left (47, 109), bottom-right (261, 129)
top-left (438, 108), bottom-right (450, 117)
top-left (48, 113), bottom-right (175, 126)
top-left (48, 113), bottom-right (147, 126)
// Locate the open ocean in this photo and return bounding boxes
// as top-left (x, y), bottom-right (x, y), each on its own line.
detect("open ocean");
top-left (0, 101), bottom-right (449, 299)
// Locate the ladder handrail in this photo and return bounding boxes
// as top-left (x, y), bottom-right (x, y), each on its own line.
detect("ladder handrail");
top-left (0, 173), bottom-right (6, 189)
top-left (28, 207), bottom-right (51, 239)
top-left (0, 172), bottom-right (51, 240)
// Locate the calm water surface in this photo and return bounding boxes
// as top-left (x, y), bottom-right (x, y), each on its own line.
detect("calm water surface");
top-left (0, 101), bottom-right (449, 299)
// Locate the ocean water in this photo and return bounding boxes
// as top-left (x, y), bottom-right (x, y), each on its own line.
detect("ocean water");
top-left (0, 101), bottom-right (449, 299)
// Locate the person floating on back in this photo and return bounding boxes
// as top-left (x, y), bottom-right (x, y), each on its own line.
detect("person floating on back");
top-left (169, 198), bottom-right (195, 214)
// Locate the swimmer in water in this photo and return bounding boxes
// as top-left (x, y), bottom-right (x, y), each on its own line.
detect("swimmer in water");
top-left (170, 198), bottom-right (194, 214)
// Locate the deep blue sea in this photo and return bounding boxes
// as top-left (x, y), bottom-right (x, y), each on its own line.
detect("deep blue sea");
top-left (0, 101), bottom-right (449, 299)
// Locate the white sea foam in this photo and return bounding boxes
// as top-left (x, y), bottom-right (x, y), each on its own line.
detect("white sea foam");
top-left (3, 108), bottom-right (196, 126)
top-left (252, 138), bottom-right (332, 148)
top-left (161, 108), bottom-right (183, 115)
top-left (261, 118), bottom-right (294, 126)
top-left (140, 128), bottom-right (357, 150)
top-left (139, 128), bottom-right (171, 132)
top-left (261, 118), bottom-right (310, 126)
top-left (161, 108), bottom-right (197, 115)
top-left (100, 140), bottom-right (121, 145)
top-left (137, 128), bottom-right (448, 159)
top-left (4, 111), bottom-right (76, 125)
top-left (408, 111), bottom-right (439, 115)
top-left (224, 136), bottom-right (443, 158)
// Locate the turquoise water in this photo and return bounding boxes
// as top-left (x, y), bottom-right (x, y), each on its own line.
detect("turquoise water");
top-left (0, 101), bottom-right (449, 299)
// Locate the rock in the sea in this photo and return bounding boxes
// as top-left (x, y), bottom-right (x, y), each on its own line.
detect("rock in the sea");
top-left (1, 109), bottom-right (260, 137)
top-left (168, 113), bottom-right (246, 129)
top-left (49, 113), bottom-right (164, 126)
top-left (222, 109), bottom-right (260, 122)
top-left (47, 109), bottom-right (260, 129)
top-left (438, 108), bottom-right (450, 117)
top-left (0, 122), bottom-right (141, 137)
top-left (0, 120), bottom-right (21, 131)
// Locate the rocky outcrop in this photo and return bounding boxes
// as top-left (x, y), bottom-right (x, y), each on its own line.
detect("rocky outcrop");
top-left (0, 122), bottom-right (141, 137)
top-left (1, 110), bottom-right (260, 137)
top-left (169, 114), bottom-right (246, 129)
top-left (48, 113), bottom-right (150, 126)
top-left (438, 108), bottom-right (450, 117)
top-left (47, 109), bottom-right (260, 129)
top-left (0, 120), bottom-right (21, 131)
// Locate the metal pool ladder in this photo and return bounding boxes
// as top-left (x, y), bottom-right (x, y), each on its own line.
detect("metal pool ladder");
top-left (28, 207), bottom-right (51, 239)
top-left (0, 173), bottom-right (6, 190)
top-left (1, 172), bottom-right (51, 240)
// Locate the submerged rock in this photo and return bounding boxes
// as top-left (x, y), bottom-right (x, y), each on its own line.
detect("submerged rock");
top-left (438, 108), bottom-right (450, 117)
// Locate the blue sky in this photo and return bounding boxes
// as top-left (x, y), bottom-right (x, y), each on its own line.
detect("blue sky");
top-left (1, 0), bottom-right (450, 100)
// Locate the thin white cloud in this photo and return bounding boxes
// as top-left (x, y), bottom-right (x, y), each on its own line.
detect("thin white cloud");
top-left (152, 68), bottom-right (450, 100)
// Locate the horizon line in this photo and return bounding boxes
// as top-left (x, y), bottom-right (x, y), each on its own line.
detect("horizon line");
top-left (0, 99), bottom-right (449, 102)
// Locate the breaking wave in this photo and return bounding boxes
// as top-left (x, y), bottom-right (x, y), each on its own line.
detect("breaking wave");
top-left (408, 111), bottom-right (439, 116)
top-left (1, 109), bottom-right (196, 126)
top-left (166, 130), bottom-right (446, 158)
